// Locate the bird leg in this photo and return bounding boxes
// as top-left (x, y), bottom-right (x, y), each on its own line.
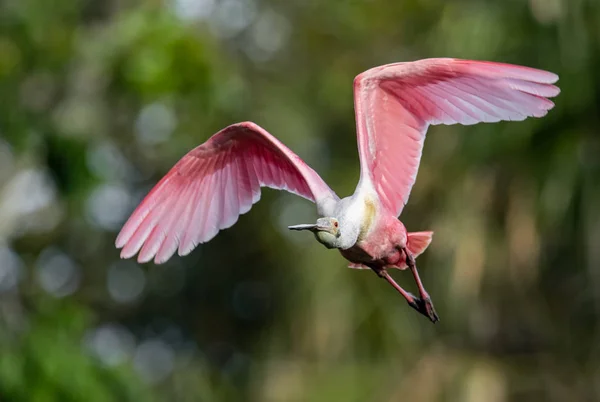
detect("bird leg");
top-left (403, 249), bottom-right (439, 323)
top-left (371, 266), bottom-right (438, 323)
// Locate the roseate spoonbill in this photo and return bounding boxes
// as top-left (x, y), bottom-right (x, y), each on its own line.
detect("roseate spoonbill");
top-left (116, 58), bottom-right (559, 323)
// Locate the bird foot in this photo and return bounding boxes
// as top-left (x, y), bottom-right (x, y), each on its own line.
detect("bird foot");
top-left (407, 294), bottom-right (439, 323)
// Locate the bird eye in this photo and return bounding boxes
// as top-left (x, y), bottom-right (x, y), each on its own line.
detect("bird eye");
top-left (334, 221), bottom-right (339, 228)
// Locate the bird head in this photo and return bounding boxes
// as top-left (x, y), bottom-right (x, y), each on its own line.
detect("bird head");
top-left (288, 217), bottom-right (340, 249)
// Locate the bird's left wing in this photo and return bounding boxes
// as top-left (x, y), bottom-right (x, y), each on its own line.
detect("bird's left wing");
top-left (353, 58), bottom-right (560, 217)
top-left (116, 122), bottom-right (339, 264)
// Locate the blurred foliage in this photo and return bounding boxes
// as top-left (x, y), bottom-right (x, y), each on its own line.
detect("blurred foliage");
top-left (0, 0), bottom-right (599, 401)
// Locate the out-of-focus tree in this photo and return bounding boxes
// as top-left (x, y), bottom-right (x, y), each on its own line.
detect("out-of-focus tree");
top-left (0, 0), bottom-right (599, 401)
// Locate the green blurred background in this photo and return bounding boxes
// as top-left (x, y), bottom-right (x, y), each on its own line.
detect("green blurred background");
top-left (1, 0), bottom-right (599, 400)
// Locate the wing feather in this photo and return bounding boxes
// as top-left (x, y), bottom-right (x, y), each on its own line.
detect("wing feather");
top-left (116, 122), bottom-right (338, 263)
top-left (354, 58), bottom-right (559, 216)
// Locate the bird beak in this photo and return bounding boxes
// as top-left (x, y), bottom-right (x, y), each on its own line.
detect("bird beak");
top-left (288, 224), bottom-right (318, 232)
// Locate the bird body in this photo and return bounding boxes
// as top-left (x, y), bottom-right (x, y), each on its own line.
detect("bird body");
top-left (335, 194), bottom-right (430, 271)
top-left (343, 217), bottom-right (406, 266)
top-left (116, 58), bottom-right (560, 322)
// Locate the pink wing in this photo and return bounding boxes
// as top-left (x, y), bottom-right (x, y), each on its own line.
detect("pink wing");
top-left (116, 122), bottom-right (339, 264)
top-left (353, 58), bottom-right (560, 216)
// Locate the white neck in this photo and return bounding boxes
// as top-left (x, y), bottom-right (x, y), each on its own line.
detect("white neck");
top-left (330, 192), bottom-right (375, 250)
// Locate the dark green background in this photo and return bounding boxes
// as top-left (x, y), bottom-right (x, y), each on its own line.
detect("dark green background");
top-left (0, 0), bottom-right (598, 401)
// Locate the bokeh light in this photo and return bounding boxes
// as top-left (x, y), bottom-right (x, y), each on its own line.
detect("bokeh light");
top-left (0, 245), bottom-right (24, 294)
top-left (84, 323), bottom-right (136, 367)
top-left (35, 248), bottom-right (80, 298)
top-left (107, 261), bottom-right (146, 304)
top-left (133, 339), bottom-right (175, 384)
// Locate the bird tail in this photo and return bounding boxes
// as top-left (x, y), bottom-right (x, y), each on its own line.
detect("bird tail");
top-left (406, 231), bottom-right (434, 258)
top-left (391, 231), bottom-right (434, 270)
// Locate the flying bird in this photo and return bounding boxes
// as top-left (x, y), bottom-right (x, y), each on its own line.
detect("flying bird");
top-left (116, 58), bottom-right (559, 323)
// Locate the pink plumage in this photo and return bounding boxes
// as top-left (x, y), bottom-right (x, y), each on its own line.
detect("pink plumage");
top-left (353, 58), bottom-right (559, 216)
top-left (116, 122), bottom-right (338, 264)
top-left (116, 58), bottom-right (559, 322)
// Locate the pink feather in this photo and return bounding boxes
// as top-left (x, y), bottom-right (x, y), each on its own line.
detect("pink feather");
top-left (354, 58), bottom-right (560, 217)
top-left (115, 122), bottom-right (339, 264)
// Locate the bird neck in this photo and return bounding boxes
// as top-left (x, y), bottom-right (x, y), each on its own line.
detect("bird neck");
top-left (334, 193), bottom-right (378, 250)
top-left (336, 229), bottom-right (359, 250)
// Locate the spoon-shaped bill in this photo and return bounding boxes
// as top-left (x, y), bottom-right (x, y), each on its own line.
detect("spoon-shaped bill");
top-left (288, 224), bottom-right (318, 231)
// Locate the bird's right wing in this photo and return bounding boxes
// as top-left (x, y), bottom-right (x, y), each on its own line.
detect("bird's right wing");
top-left (116, 122), bottom-right (339, 264)
top-left (353, 58), bottom-right (560, 217)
